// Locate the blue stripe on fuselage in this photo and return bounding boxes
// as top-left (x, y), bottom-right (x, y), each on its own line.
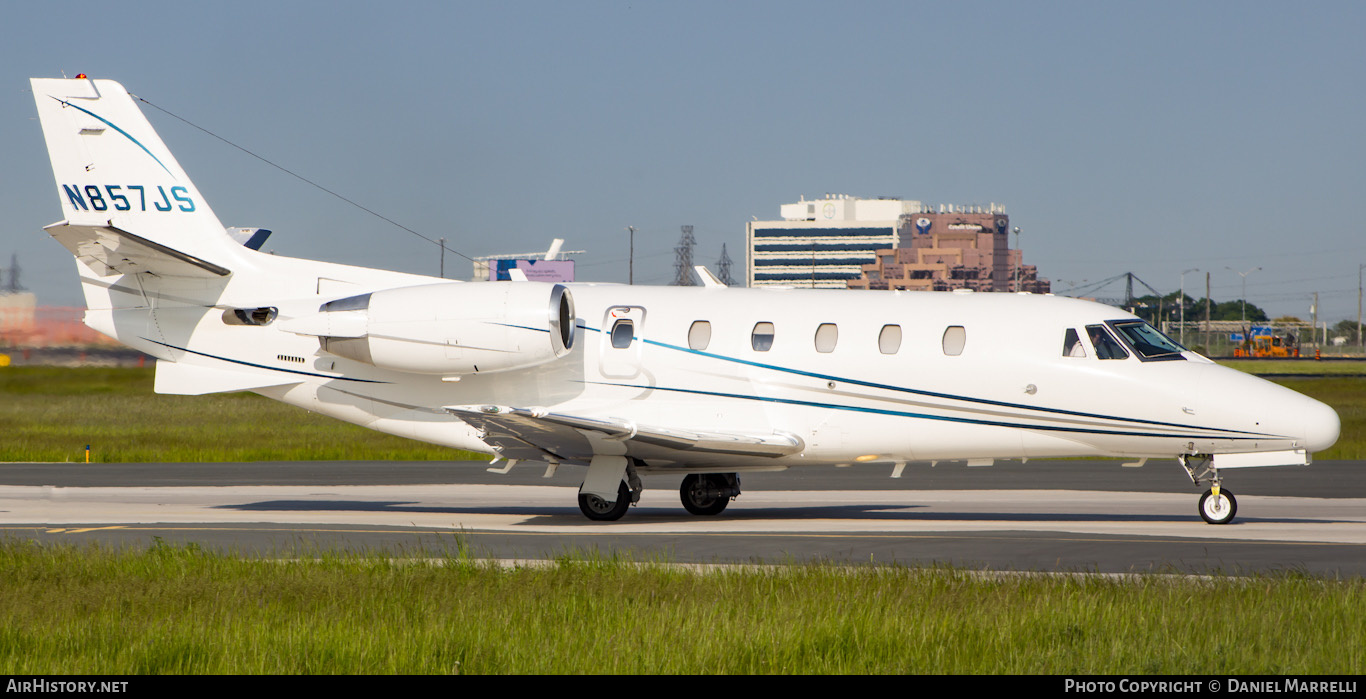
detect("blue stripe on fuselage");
top-left (142, 338), bottom-right (388, 384)
top-left (591, 381), bottom-right (1270, 442)
top-left (575, 322), bottom-right (1276, 439)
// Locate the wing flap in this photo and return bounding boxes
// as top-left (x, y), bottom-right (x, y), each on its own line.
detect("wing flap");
top-left (445, 404), bottom-right (803, 464)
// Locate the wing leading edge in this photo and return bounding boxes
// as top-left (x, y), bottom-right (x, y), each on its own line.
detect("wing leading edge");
top-left (445, 404), bottom-right (804, 465)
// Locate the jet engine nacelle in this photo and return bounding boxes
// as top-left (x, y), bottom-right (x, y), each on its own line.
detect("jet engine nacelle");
top-left (293, 282), bottom-right (575, 375)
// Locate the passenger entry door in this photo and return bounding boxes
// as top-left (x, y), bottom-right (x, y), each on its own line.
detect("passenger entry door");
top-left (599, 305), bottom-right (646, 379)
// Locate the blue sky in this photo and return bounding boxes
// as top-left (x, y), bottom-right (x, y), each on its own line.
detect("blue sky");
top-left (4, 0), bottom-right (1364, 322)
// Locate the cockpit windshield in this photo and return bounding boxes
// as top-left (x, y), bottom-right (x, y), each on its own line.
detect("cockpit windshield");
top-left (1086, 325), bottom-right (1129, 360)
top-left (1108, 320), bottom-right (1187, 361)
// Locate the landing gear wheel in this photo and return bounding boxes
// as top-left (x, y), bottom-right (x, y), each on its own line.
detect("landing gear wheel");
top-left (578, 481), bottom-right (632, 521)
top-left (680, 474), bottom-right (730, 516)
top-left (1198, 488), bottom-right (1237, 525)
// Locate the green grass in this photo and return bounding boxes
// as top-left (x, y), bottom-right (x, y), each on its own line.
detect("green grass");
top-left (0, 367), bottom-right (484, 462)
top-left (0, 541), bottom-right (1360, 674)
top-left (1218, 359), bottom-right (1366, 375)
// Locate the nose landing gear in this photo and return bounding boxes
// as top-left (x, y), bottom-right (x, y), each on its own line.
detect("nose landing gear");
top-left (1180, 455), bottom-right (1237, 525)
top-left (1198, 486), bottom-right (1238, 525)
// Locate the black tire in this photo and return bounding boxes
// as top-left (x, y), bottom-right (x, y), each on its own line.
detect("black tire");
top-left (680, 474), bottom-right (730, 516)
top-left (1198, 488), bottom-right (1237, 525)
top-left (578, 481), bottom-right (632, 521)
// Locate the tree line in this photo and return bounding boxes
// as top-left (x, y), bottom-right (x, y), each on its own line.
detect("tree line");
top-left (1124, 293), bottom-right (1364, 342)
top-left (1122, 292), bottom-right (1269, 324)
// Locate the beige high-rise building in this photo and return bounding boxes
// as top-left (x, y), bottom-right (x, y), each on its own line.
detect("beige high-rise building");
top-left (847, 208), bottom-right (1048, 293)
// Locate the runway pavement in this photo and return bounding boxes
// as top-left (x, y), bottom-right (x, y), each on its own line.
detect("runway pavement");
top-left (1, 459), bottom-right (1362, 576)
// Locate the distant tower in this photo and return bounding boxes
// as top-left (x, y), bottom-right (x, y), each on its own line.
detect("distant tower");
top-left (3, 254), bottom-right (21, 293)
top-left (672, 225), bottom-right (697, 286)
top-left (716, 244), bottom-right (735, 286)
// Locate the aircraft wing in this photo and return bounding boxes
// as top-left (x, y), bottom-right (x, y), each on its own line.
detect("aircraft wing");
top-left (445, 404), bottom-right (804, 464)
top-left (45, 221), bottom-right (231, 278)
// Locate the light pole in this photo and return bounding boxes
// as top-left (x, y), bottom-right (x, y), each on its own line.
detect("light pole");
top-left (1012, 226), bottom-right (1021, 292)
top-left (1226, 266), bottom-right (1261, 324)
top-left (1180, 268), bottom-right (1199, 346)
top-left (1312, 292), bottom-right (1320, 354)
top-left (1358, 263), bottom-right (1364, 351)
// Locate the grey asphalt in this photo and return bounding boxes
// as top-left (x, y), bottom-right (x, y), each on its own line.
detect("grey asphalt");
top-left (1, 459), bottom-right (1362, 576)
top-left (0, 458), bottom-right (1357, 496)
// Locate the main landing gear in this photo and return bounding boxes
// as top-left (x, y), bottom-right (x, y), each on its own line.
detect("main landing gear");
top-left (577, 460), bottom-right (643, 522)
top-left (1180, 455), bottom-right (1237, 525)
top-left (574, 468), bottom-right (743, 521)
top-left (680, 473), bottom-right (741, 516)
top-left (578, 481), bottom-right (634, 521)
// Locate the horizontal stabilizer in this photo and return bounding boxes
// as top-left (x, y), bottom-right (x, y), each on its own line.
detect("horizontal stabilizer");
top-left (154, 359), bottom-right (302, 395)
top-left (446, 404), bottom-right (803, 464)
top-left (45, 221), bottom-right (231, 278)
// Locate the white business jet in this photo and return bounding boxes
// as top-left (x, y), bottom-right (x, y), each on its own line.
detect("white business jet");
top-left (30, 77), bottom-right (1339, 523)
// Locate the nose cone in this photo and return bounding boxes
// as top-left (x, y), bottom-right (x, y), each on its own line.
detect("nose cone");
top-left (1195, 364), bottom-right (1340, 453)
top-left (1300, 394), bottom-right (1341, 453)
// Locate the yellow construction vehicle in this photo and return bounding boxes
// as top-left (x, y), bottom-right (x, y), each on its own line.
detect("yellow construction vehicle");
top-left (1233, 332), bottom-right (1298, 358)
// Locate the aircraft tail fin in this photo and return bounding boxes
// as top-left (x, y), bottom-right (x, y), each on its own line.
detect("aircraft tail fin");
top-left (30, 76), bottom-right (236, 278)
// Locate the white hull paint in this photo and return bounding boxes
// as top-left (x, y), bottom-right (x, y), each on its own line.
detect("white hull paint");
top-left (29, 77), bottom-right (1340, 522)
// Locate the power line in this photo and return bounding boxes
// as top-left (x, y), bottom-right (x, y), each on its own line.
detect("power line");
top-left (133, 94), bottom-right (472, 263)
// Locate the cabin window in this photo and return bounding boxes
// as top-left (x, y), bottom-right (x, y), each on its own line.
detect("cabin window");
top-left (1109, 320), bottom-right (1186, 361)
top-left (610, 319), bottom-right (635, 349)
top-left (1063, 328), bottom-right (1087, 357)
top-left (814, 323), bottom-right (838, 353)
top-left (942, 326), bottom-right (966, 356)
top-left (1086, 324), bottom-right (1129, 360)
top-left (751, 322), bottom-right (775, 351)
top-left (688, 321), bottom-right (712, 351)
top-left (878, 324), bottom-right (902, 354)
